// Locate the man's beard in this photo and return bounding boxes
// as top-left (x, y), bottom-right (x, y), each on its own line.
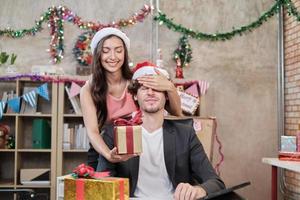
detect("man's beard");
top-left (142, 105), bottom-right (161, 113)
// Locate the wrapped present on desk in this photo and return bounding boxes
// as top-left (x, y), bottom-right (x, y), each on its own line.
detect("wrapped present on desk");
top-left (281, 136), bottom-right (297, 152)
top-left (114, 111), bottom-right (142, 154)
top-left (278, 151), bottom-right (300, 161)
top-left (63, 164), bottom-right (129, 200)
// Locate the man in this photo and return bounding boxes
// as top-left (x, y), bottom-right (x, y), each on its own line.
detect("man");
top-left (98, 62), bottom-right (225, 200)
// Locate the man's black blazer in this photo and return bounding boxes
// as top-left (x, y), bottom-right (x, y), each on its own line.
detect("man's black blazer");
top-left (98, 119), bottom-right (225, 197)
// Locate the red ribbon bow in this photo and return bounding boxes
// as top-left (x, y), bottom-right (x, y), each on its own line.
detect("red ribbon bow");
top-left (72, 163), bottom-right (111, 179)
top-left (114, 110), bottom-right (143, 126)
top-left (72, 163), bottom-right (95, 178)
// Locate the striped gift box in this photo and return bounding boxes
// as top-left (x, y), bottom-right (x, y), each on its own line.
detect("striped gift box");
top-left (114, 125), bottom-right (142, 154)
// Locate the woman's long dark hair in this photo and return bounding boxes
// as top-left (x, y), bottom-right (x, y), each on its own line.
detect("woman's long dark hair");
top-left (90, 35), bottom-right (132, 128)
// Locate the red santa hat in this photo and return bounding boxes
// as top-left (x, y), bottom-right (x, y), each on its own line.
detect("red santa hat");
top-left (132, 61), bottom-right (170, 80)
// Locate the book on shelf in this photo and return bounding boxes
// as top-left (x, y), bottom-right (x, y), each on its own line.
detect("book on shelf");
top-left (65, 86), bottom-right (82, 115)
top-left (63, 123), bottom-right (89, 150)
top-left (1, 91), bottom-right (8, 113)
top-left (20, 86), bottom-right (38, 114)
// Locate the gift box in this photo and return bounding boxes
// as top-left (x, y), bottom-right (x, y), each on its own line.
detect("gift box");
top-left (114, 125), bottom-right (142, 154)
top-left (63, 175), bottom-right (129, 200)
top-left (278, 151), bottom-right (300, 161)
top-left (113, 111), bottom-right (143, 154)
top-left (281, 136), bottom-right (297, 152)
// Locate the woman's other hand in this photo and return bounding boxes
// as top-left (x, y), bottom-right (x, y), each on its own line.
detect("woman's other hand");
top-left (107, 147), bottom-right (138, 163)
top-left (137, 69), bottom-right (174, 92)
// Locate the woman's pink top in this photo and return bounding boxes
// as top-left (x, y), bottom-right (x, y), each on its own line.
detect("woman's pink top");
top-left (106, 84), bottom-right (138, 123)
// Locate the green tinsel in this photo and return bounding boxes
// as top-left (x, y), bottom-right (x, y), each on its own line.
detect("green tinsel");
top-left (284, 0), bottom-right (300, 21)
top-left (154, 0), bottom-right (300, 41)
top-left (173, 35), bottom-right (192, 67)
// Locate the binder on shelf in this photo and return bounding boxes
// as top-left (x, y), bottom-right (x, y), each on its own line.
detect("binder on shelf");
top-left (32, 119), bottom-right (51, 149)
top-left (65, 86), bottom-right (82, 115)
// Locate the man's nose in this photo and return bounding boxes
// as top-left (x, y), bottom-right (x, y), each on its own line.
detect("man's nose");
top-left (146, 88), bottom-right (154, 95)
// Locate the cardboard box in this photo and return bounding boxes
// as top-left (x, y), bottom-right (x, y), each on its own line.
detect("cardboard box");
top-left (20, 168), bottom-right (50, 185)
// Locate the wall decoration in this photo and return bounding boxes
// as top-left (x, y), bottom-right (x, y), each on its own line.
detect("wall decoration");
top-left (73, 31), bottom-right (94, 66)
top-left (0, 4), bottom-right (152, 63)
top-left (0, 52), bottom-right (17, 66)
top-left (173, 35), bottom-right (192, 78)
top-left (0, 83), bottom-right (50, 119)
top-left (154, 0), bottom-right (300, 41)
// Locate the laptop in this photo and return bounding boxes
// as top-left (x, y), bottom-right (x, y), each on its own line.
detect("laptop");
top-left (201, 181), bottom-right (251, 200)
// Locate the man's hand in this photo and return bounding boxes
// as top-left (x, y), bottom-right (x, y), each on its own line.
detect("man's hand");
top-left (107, 147), bottom-right (138, 163)
top-left (174, 183), bottom-right (207, 200)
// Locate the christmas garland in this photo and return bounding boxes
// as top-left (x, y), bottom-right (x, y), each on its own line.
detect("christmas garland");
top-left (154, 0), bottom-right (300, 41)
top-left (0, 5), bottom-right (152, 63)
top-left (0, 74), bottom-right (86, 84)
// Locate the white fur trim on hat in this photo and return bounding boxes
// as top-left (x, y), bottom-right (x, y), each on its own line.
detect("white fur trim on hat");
top-left (132, 66), bottom-right (170, 80)
top-left (90, 27), bottom-right (130, 55)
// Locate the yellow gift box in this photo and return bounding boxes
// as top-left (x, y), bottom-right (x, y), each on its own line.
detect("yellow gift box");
top-left (64, 175), bottom-right (129, 200)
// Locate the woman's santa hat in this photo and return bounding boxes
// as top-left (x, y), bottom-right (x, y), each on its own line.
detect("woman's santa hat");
top-left (90, 27), bottom-right (130, 55)
top-left (132, 61), bottom-right (170, 80)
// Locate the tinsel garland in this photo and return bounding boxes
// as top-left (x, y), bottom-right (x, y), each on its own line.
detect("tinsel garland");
top-left (154, 0), bottom-right (300, 41)
top-left (0, 74), bottom-right (86, 84)
top-left (0, 5), bottom-right (152, 63)
top-left (284, 0), bottom-right (300, 20)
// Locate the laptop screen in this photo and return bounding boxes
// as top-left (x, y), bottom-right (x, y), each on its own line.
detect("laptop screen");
top-left (202, 181), bottom-right (250, 200)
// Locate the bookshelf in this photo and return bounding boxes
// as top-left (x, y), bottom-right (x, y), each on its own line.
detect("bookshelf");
top-left (0, 78), bottom-right (58, 200)
top-left (56, 76), bottom-right (88, 178)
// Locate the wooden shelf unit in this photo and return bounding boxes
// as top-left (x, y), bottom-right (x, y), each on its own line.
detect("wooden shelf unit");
top-left (56, 76), bottom-right (88, 177)
top-left (0, 78), bottom-right (58, 200)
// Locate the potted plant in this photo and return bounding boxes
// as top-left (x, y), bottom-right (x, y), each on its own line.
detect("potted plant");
top-left (0, 52), bottom-right (18, 74)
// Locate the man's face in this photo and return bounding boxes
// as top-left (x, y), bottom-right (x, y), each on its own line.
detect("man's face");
top-left (135, 85), bottom-right (166, 113)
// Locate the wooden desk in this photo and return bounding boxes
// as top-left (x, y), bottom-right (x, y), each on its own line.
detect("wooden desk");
top-left (262, 157), bottom-right (300, 200)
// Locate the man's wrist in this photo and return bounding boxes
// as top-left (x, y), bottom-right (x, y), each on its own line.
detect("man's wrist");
top-left (194, 185), bottom-right (207, 198)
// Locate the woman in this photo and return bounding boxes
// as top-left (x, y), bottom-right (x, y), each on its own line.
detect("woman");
top-left (80, 27), bottom-right (182, 169)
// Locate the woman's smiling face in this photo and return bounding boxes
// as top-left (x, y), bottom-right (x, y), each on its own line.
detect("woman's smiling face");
top-left (100, 36), bottom-right (125, 74)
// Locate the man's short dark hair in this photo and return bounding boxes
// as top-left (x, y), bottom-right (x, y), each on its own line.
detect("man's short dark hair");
top-left (128, 80), bottom-right (141, 97)
top-left (127, 80), bottom-right (141, 106)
